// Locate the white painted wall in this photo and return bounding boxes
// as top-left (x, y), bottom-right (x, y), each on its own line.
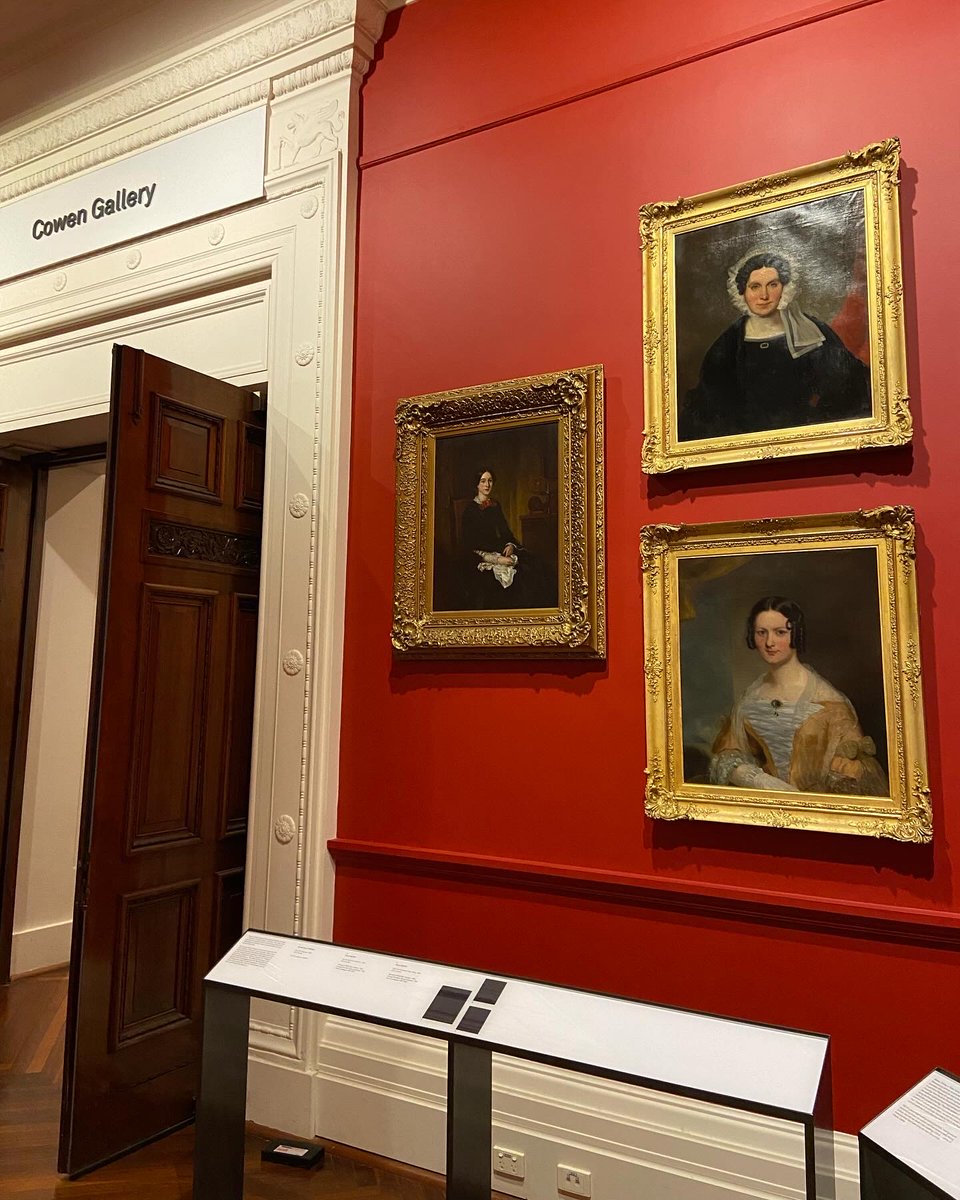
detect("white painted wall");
top-left (11, 461), bottom-right (105, 977)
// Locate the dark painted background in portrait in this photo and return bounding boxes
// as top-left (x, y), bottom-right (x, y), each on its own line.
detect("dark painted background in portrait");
top-left (678, 546), bottom-right (887, 785)
top-left (431, 420), bottom-right (559, 611)
top-left (674, 189), bottom-right (869, 436)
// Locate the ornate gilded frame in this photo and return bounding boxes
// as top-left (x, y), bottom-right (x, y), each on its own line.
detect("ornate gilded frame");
top-left (392, 364), bottom-right (605, 658)
top-left (640, 139), bottom-right (909, 473)
top-left (641, 507), bottom-right (930, 840)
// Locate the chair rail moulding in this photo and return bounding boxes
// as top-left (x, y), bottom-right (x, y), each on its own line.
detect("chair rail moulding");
top-left (327, 838), bottom-right (960, 951)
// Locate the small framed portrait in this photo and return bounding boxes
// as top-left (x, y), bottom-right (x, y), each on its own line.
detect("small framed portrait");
top-left (641, 507), bottom-right (929, 840)
top-left (640, 139), bottom-right (910, 473)
top-left (392, 364), bottom-right (605, 658)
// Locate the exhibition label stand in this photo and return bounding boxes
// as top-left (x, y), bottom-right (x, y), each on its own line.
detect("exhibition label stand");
top-left (859, 1069), bottom-right (960, 1199)
top-left (193, 931), bottom-right (835, 1200)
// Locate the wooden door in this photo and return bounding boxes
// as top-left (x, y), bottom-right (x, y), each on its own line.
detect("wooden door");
top-left (59, 346), bottom-right (265, 1175)
top-left (0, 461), bottom-right (38, 984)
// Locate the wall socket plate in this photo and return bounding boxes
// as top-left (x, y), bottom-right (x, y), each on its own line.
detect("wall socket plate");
top-left (493, 1146), bottom-right (526, 1181)
top-left (558, 1164), bottom-right (592, 1197)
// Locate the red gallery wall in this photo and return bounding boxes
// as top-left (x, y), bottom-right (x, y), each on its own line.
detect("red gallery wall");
top-left (335, 0), bottom-right (960, 1133)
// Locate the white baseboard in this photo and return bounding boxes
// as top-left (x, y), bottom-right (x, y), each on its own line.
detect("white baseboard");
top-left (246, 1051), bottom-right (316, 1138)
top-left (298, 1018), bottom-right (861, 1200)
top-left (10, 918), bottom-right (71, 977)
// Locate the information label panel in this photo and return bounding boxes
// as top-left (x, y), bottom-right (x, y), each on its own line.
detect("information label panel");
top-left (208, 931), bottom-right (828, 1116)
top-left (862, 1069), bottom-right (960, 1198)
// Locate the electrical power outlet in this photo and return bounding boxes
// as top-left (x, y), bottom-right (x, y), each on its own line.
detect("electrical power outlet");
top-left (558, 1164), bottom-right (592, 1197)
top-left (493, 1146), bottom-right (526, 1181)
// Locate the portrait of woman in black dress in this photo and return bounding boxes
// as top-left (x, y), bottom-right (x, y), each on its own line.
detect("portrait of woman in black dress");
top-left (460, 468), bottom-right (525, 609)
top-left (681, 250), bottom-right (871, 441)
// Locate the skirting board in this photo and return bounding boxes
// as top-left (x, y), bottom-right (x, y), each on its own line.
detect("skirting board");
top-left (10, 919), bottom-right (71, 978)
top-left (244, 1016), bottom-right (860, 1200)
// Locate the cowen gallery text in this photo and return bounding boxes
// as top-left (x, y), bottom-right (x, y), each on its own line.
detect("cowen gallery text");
top-left (31, 183), bottom-right (158, 240)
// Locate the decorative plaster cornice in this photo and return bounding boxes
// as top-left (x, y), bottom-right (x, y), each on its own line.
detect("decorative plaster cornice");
top-left (0, 84), bottom-right (269, 207)
top-left (273, 51), bottom-right (362, 97)
top-left (0, 0), bottom-right (386, 180)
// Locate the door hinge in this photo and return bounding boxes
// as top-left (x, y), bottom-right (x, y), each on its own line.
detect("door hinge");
top-left (76, 861), bottom-right (90, 912)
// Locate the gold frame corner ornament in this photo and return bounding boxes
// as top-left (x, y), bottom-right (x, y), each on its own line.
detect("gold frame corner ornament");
top-left (641, 506), bottom-right (931, 841)
top-left (639, 139), bottom-right (910, 474)
top-left (392, 364), bottom-right (605, 659)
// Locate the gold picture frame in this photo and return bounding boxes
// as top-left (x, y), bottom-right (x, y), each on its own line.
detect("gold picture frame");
top-left (392, 364), bottom-right (605, 658)
top-left (640, 139), bottom-right (909, 473)
top-left (641, 506), bottom-right (929, 840)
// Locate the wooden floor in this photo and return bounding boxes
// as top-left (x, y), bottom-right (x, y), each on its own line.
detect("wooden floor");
top-left (0, 968), bottom-right (446, 1199)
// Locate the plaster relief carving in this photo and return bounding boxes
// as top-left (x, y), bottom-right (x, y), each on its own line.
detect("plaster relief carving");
top-left (295, 343), bottom-right (316, 366)
top-left (289, 493), bottom-right (310, 518)
top-left (0, 0), bottom-right (360, 176)
top-left (274, 52), bottom-right (357, 97)
top-left (126, 250), bottom-right (142, 270)
top-left (274, 814), bottom-right (297, 844)
top-left (53, 271), bottom-right (67, 292)
top-left (300, 194), bottom-right (320, 220)
top-left (207, 223), bottom-right (226, 246)
top-left (274, 99), bottom-right (343, 170)
top-left (282, 650), bottom-right (304, 676)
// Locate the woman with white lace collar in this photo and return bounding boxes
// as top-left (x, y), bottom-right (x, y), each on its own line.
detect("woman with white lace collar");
top-left (681, 251), bottom-right (871, 441)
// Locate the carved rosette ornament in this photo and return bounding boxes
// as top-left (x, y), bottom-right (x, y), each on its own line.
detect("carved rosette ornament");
top-left (300, 194), bottom-right (319, 219)
top-left (53, 271), bottom-right (67, 292)
top-left (126, 250), bottom-right (142, 270)
top-left (282, 649), bottom-right (304, 676)
top-left (274, 814), bottom-right (297, 845)
top-left (289, 493), bottom-right (310, 518)
top-left (295, 342), bottom-right (315, 366)
top-left (207, 222), bottom-right (225, 246)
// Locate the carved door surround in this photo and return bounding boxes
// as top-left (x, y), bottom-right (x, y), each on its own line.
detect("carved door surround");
top-left (0, 0), bottom-right (402, 1144)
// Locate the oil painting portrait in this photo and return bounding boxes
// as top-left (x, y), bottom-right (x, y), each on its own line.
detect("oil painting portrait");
top-left (675, 192), bottom-right (872, 443)
top-left (640, 139), bottom-right (910, 472)
top-left (431, 423), bottom-right (559, 613)
top-left (641, 508), bottom-right (930, 840)
top-left (393, 364), bottom-right (605, 658)
top-left (678, 548), bottom-right (888, 797)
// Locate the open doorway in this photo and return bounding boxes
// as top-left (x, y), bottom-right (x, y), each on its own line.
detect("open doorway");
top-left (9, 444), bottom-right (107, 980)
top-left (0, 418), bottom-right (109, 987)
top-left (0, 346), bottom-right (267, 1178)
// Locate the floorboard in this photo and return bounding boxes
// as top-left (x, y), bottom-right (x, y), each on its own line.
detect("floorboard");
top-left (0, 969), bottom-right (447, 1199)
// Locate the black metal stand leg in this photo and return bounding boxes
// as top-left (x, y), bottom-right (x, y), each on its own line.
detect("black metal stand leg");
top-left (446, 1041), bottom-right (492, 1200)
top-left (193, 984), bottom-right (251, 1200)
top-left (809, 1046), bottom-right (835, 1200)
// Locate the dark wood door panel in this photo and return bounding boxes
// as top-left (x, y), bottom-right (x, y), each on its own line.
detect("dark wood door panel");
top-left (114, 882), bottom-right (199, 1047)
top-left (0, 462), bottom-right (38, 984)
top-left (151, 396), bottom-right (224, 503)
top-left (60, 347), bottom-right (264, 1175)
top-left (127, 584), bottom-right (216, 851)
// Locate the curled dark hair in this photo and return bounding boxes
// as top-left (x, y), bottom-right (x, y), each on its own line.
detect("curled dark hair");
top-left (745, 596), bottom-right (806, 654)
top-left (473, 467), bottom-right (496, 488)
top-left (734, 252), bottom-right (792, 295)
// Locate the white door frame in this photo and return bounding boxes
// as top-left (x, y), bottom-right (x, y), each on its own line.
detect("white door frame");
top-left (0, 0), bottom-right (394, 1127)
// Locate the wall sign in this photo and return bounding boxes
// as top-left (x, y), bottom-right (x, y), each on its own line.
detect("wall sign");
top-left (1, 106), bottom-right (267, 282)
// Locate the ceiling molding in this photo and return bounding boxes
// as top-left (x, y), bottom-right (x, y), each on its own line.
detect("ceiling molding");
top-left (0, 0), bottom-right (393, 194)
